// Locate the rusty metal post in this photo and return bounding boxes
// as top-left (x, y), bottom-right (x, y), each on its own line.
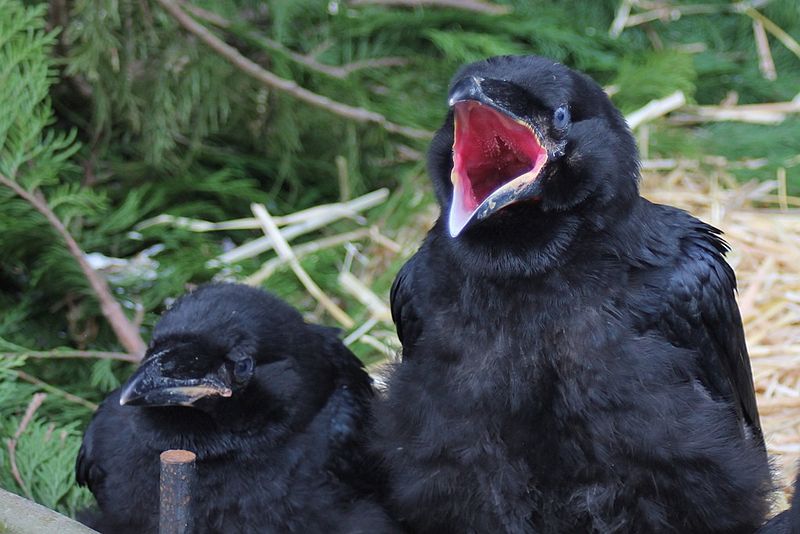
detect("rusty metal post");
top-left (159, 449), bottom-right (196, 534)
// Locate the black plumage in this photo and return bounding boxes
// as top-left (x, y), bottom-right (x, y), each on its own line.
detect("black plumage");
top-left (76, 283), bottom-right (398, 534)
top-left (372, 56), bottom-right (772, 533)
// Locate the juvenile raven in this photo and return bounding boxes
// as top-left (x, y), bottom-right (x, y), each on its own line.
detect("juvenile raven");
top-left (373, 56), bottom-right (772, 533)
top-left (77, 283), bottom-right (398, 533)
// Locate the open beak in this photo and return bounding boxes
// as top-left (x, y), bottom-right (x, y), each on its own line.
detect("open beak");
top-left (119, 353), bottom-right (233, 407)
top-left (448, 76), bottom-right (548, 237)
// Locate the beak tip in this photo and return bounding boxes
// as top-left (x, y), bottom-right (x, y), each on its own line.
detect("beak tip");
top-left (448, 222), bottom-right (462, 238)
top-left (447, 208), bottom-right (469, 238)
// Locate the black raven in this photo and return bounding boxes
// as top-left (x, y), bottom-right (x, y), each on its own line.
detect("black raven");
top-left (373, 56), bottom-right (772, 533)
top-left (77, 283), bottom-right (398, 533)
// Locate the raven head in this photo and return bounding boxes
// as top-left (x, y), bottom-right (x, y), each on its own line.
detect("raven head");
top-left (429, 56), bottom-right (639, 273)
top-left (118, 284), bottom-right (355, 432)
top-left (119, 334), bottom-right (247, 408)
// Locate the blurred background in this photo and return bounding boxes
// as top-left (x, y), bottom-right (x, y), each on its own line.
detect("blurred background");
top-left (1, 0), bottom-right (799, 518)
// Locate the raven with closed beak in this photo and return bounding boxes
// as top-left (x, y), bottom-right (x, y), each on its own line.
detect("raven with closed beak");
top-left (373, 56), bottom-right (772, 533)
top-left (77, 283), bottom-right (398, 533)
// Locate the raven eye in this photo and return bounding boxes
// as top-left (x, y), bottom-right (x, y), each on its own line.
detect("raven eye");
top-left (233, 358), bottom-right (253, 380)
top-left (553, 105), bottom-right (570, 129)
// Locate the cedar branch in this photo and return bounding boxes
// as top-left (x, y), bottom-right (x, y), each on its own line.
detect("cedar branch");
top-left (0, 172), bottom-right (146, 358)
top-left (6, 393), bottom-right (47, 499)
top-left (349, 0), bottom-right (511, 15)
top-left (178, 1), bottom-right (409, 79)
top-left (14, 371), bottom-right (98, 410)
top-left (156, 0), bottom-right (431, 140)
top-left (0, 350), bottom-right (138, 362)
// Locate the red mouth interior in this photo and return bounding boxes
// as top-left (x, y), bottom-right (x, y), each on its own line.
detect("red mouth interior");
top-left (453, 101), bottom-right (546, 213)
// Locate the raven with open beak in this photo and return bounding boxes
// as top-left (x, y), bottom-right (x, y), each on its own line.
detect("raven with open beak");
top-left (374, 56), bottom-right (772, 533)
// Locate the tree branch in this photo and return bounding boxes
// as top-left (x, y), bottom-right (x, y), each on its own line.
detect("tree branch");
top-left (0, 350), bottom-right (138, 362)
top-left (349, 0), bottom-right (511, 15)
top-left (178, 1), bottom-right (409, 79)
top-left (6, 393), bottom-right (47, 499)
top-left (156, 0), bottom-right (431, 140)
top-left (0, 172), bottom-right (146, 358)
top-left (14, 371), bottom-right (98, 410)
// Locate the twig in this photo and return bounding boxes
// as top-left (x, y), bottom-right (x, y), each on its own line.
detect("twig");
top-left (0, 173), bottom-right (145, 358)
top-left (609, 0), bottom-right (633, 38)
top-left (156, 0), bottom-right (431, 140)
top-left (369, 226), bottom-right (403, 253)
top-left (6, 393), bottom-right (47, 499)
top-left (349, 0), bottom-right (511, 15)
top-left (333, 57), bottom-right (411, 77)
top-left (343, 317), bottom-right (379, 346)
top-left (752, 19), bottom-right (777, 81)
top-left (624, 3), bottom-right (726, 27)
top-left (338, 271), bottom-right (392, 322)
top-left (778, 167), bottom-right (789, 212)
top-left (336, 156), bottom-right (351, 202)
top-left (245, 229), bottom-right (370, 285)
top-left (744, 7), bottom-right (800, 60)
top-left (620, 0), bottom-right (770, 30)
top-left (0, 350), bottom-right (138, 362)
top-left (251, 203), bottom-right (355, 328)
top-left (212, 189), bottom-right (389, 265)
top-left (669, 97), bottom-right (800, 125)
top-left (178, 1), bottom-right (408, 79)
top-left (142, 189), bottom-right (389, 235)
top-left (14, 370), bottom-right (98, 410)
top-left (625, 90), bottom-right (686, 129)
top-left (136, 215), bottom-right (262, 232)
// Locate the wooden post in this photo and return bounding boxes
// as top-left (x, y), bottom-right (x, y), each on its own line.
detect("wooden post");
top-left (159, 449), bottom-right (196, 534)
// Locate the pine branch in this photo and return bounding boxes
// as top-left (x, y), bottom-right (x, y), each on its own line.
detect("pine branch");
top-left (0, 172), bottom-right (146, 358)
top-left (349, 0), bottom-right (511, 15)
top-left (156, 0), bottom-right (432, 140)
top-left (178, 1), bottom-right (409, 79)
